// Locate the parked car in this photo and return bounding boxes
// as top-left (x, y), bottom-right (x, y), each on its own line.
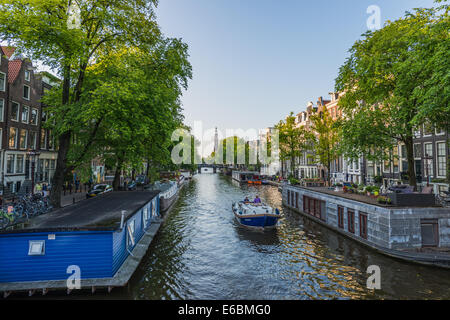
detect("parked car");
top-left (127, 181), bottom-right (137, 191)
top-left (86, 184), bottom-right (113, 198)
top-left (136, 175), bottom-right (146, 186)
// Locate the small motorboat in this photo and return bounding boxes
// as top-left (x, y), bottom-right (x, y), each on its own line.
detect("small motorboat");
top-left (232, 201), bottom-right (280, 229)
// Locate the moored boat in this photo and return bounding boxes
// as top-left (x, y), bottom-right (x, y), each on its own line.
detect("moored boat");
top-left (148, 181), bottom-right (179, 212)
top-left (232, 201), bottom-right (280, 229)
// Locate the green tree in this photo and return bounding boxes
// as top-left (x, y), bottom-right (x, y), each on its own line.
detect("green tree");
top-left (335, 3), bottom-right (448, 188)
top-left (0, 0), bottom-right (161, 206)
top-left (275, 112), bottom-right (311, 178)
top-left (309, 107), bottom-right (339, 185)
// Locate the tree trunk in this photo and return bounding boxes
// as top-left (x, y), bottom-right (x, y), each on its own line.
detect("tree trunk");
top-left (112, 160), bottom-right (123, 191)
top-left (50, 65), bottom-right (71, 208)
top-left (405, 136), bottom-right (417, 189)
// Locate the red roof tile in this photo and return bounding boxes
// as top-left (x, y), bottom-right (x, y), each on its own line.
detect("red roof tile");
top-left (1, 46), bottom-right (16, 59)
top-left (8, 60), bottom-right (22, 83)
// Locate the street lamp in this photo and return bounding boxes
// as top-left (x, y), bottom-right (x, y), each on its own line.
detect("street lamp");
top-left (27, 150), bottom-right (41, 195)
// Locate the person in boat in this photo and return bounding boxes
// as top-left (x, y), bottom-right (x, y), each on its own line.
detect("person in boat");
top-left (253, 195), bottom-right (262, 204)
top-left (244, 196), bottom-right (250, 203)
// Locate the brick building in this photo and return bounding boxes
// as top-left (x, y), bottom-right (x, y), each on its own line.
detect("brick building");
top-left (0, 46), bottom-right (58, 196)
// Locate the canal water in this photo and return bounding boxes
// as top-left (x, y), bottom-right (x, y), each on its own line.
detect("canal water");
top-left (38, 169), bottom-right (447, 300)
top-left (99, 170), bottom-right (448, 300)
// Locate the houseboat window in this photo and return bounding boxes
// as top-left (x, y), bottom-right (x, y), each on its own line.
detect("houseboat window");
top-left (337, 206), bottom-right (344, 229)
top-left (287, 190), bottom-right (290, 206)
top-left (127, 220), bottom-right (136, 248)
top-left (359, 212), bottom-right (368, 239)
top-left (291, 192), bottom-right (295, 207)
top-left (348, 210), bottom-right (355, 233)
top-left (143, 207), bottom-right (149, 226)
top-left (295, 193), bottom-right (299, 209)
top-left (303, 195), bottom-right (309, 213)
top-left (28, 240), bottom-right (45, 256)
top-left (152, 199), bottom-right (157, 217)
top-left (314, 199), bottom-right (322, 219)
top-left (421, 220), bottom-right (439, 247)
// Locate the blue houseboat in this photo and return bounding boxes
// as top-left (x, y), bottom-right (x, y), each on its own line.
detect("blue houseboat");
top-left (0, 191), bottom-right (161, 297)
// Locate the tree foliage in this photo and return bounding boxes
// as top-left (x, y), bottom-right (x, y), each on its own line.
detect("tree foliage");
top-left (335, 2), bottom-right (449, 187)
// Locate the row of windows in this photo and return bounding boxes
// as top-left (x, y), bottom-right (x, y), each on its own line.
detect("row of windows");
top-left (414, 124), bottom-right (446, 138)
top-left (5, 155), bottom-right (56, 175)
top-left (337, 206), bottom-right (368, 240)
top-left (7, 127), bottom-right (53, 150)
top-left (415, 142), bottom-right (447, 178)
top-left (8, 100), bottom-right (39, 124)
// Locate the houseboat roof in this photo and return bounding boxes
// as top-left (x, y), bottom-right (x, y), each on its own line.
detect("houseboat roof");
top-left (1, 191), bottom-right (160, 234)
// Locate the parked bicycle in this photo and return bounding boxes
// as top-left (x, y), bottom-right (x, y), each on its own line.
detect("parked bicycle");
top-left (0, 193), bottom-right (53, 229)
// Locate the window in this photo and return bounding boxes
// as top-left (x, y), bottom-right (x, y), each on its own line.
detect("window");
top-left (435, 125), bottom-right (445, 136)
top-left (29, 131), bottom-right (37, 150)
top-left (11, 102), bottom-right (19, 121)
top-left (337, 206), bottom-right (344, 229)
top-left (9, 127), bottom-right (17, 148)
top-left (6, 154), bottom-right (15, 173)
top-left (303, 196), bottom-right (324, 220)
top-left (16, 154), bottom-right (24, 173)
top-left (152, 198), bottom-right (157, 217)
top-left (437, 142), bottom-right (446, 177)
top-left (0, 72), bottom-right (5, 91)
top-left (414, 143), bottom-right (422, 159)
top-left (19, 129), bottom-right (27, 149)
top-left (28, 240), bottom-right (45, 256)
top-left (24, 70), bottom-right (30, 82)
top-left (413, 127), bottom-right (421, 138)
top-left (348, 210), bottom-right (355, 233)
top-left (143, 206), bottom-right (150, 227)
top-left (41, 110), bottom-right (47, 123)
top-left (421, 220), bottom-right (439, 247)
top-left (0, 99), bottom-right (3, 121)
top-left (21, 105), bottom-right (29, 123)
top-left (287, 190), bottom-right (290, 206)
top-left (30, 108), bottom-right (38, 125)
top-left (424, 143), bottom-right (433, 177)
top-left (23, 85), bottom-right (30, 100)
top-left (359, 212), bottom-right (368, 239)
top-left (40, 128), bottom-right (46, 149)
top-left (127, 219), bottom-right (136, 248)
top-left (295, 192), bottom-right (299, 209)
top-left (393, 147), bottom-right (399, 173)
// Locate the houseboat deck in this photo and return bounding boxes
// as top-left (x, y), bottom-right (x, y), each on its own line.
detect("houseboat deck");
top-left (1, 191), bottom-right (160, 233)
top-left (304, 186), bottom-right (441, 208)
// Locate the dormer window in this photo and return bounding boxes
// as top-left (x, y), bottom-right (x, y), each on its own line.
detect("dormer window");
top-left (25, 70), bottom-right (31, 82)
top-left (23, 85), bottom-right (30, 100)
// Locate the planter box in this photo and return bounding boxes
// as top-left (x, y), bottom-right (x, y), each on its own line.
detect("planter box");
top-left (388, 193), bottom-right (436, 207)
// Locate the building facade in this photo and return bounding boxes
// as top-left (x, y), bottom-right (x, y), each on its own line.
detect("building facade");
top-left (0, 46), bottom-right (58, 196)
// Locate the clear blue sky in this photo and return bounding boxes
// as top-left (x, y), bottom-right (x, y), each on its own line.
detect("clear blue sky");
top-left (156, 0), bottom-right (436, 135)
